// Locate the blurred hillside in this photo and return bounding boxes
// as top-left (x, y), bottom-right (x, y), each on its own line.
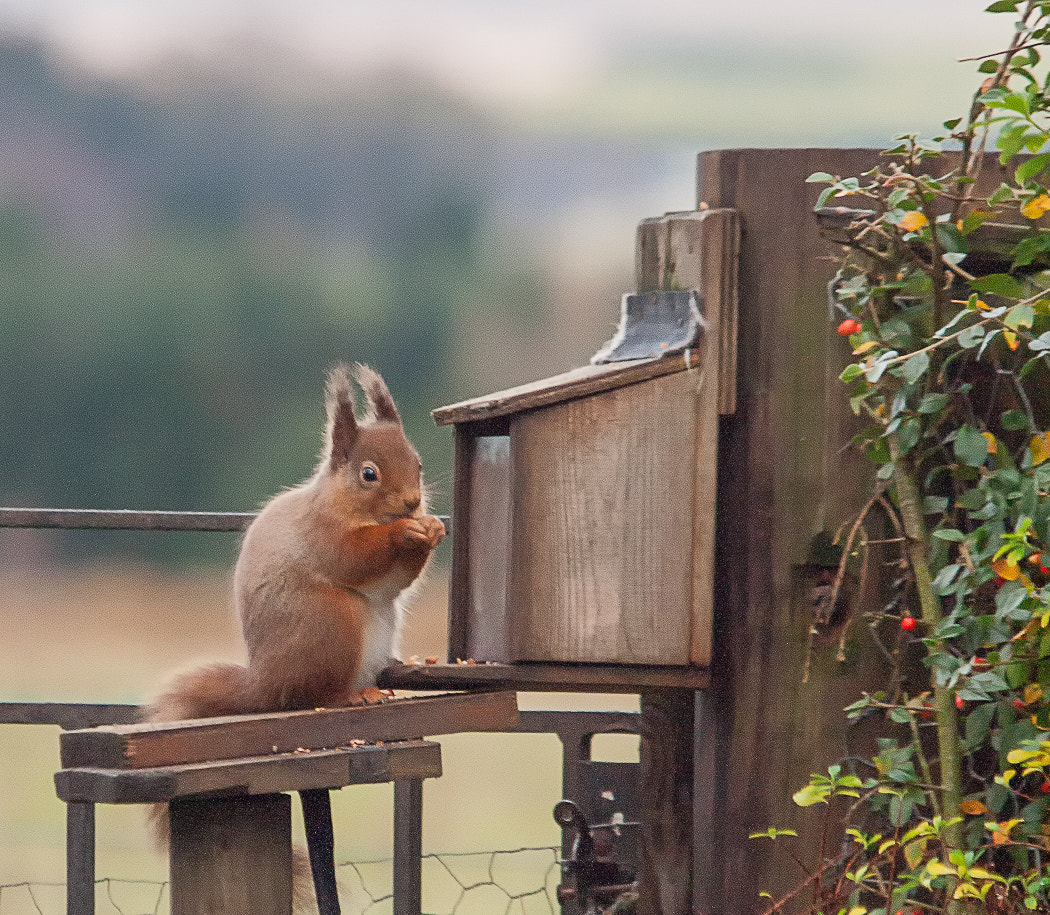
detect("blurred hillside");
top-left (0, 38), bottom-right (606, 566)
top-left (0, 4), bottom-right (1010, 566)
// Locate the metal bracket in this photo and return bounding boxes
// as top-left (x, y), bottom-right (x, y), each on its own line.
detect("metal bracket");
top-left (591, 289), bottom-right (704, 364)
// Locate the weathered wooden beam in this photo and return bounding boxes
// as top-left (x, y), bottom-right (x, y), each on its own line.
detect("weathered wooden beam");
top-left (55, 740), bottom-right (443, 804)
top-left (393, 779), bottom-right (424, 915)
top-left (170, 794), bottom-right (292, 915)
top-left (0, 702), bottom-right (139, 729)
top-left (432, 351), bottom-right (702, 426)
top-left (378, 663), bottom-right (710, 693)
top-left (60, 690), bottom-right (517, 770)
top-left (66, 801), bottom-right (95, 915)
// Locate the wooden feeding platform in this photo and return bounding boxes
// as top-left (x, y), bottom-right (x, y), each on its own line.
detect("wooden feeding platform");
top-left (54, 690), bottom-right (518, 915)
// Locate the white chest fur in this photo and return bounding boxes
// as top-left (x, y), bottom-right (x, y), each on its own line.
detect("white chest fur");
top-left (354, 590), bottom-right (405, 688)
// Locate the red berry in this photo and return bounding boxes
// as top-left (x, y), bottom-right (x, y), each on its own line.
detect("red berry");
top-left (901, 616), bottom-right (917, 631)
top-left (837, 318), bottom-right (861, 336)
top-left (1015, 698), bottom-right (1026, 711)
top-left (955, 694), bottom-right (965, 710)
top-left (1043, 779), bottom-right (1050, 794)
top-left (1041, 566), bottom-right (1049, 576)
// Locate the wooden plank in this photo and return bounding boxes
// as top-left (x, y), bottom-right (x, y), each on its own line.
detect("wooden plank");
top-left (636, 208), bottom-right (739, 416)
top-left (393, 780), bottom-right (424, 915)
top-left (431, 351), bottom-right (700, 426)
top-left (378, 662), bottom-right (710, 692)
top-left (638, 690), bottom-right (695, 915)
top-left (55, 740), bottom-right (443, 804)
top-left (637, 209), bottom-right (737, 668)
top-left (0, 702), bottom-right (139, 729)
top-left (170, 793), bottom-right (291, 915)
top-left (66, 801), bottom-right (95, 915)
top-left (691, 148), bottom-right (944, 915)
top-left (508, 370), bottom-right (698, 665)
top-left (447, 425), bottom-right (475, 663)
top-left (60, 690), bottom-right (517, 770)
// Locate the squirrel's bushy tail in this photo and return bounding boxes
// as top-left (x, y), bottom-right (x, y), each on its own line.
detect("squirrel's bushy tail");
top-left (142, 663), bottom-right (322, 912)
top-left (143, 662), bottom-right (252, 873)
top-left (145, 661), bottom-right (252, 722)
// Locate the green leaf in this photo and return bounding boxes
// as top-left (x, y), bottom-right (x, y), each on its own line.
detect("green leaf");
top-left (933, 528), bottom-right (966, 541)
top-left (793, 783), bottom-right (830, 807)
top-left (932, 563), bottom-right (962, 594)
top-left (897, 418), bottom-right (921, 454)
top-left (970, 273), bottom-right (1027, 298)
top-left (903, 351), bottom-right (930, 383)
top-left (889, 707), bottom-right (912, 724)
top-left (986, 0), bottom-right (1019, 11)
top-left (1001, 408), bottom-right (1030, 430)
top-left (807, 172), bottom-right (835, 183)
top-left (840, 364), bottom-right (864, 382)
top-left (1006, 303), bottom-right (1035, 329)
top-left (955, 425), bottom-right (990, 467)
top-left (979, 58), bottom-right (1001, 73)
top-left (919, 392), bottom-right (951, 414)
top-left (1017, 152), bottom-right (1050, 184)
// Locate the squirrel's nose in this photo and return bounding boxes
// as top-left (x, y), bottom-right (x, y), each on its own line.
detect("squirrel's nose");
top-left (403, 495), bottom-right (421, 513)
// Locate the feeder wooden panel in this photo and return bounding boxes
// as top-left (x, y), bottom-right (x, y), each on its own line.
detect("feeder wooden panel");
top-left (434, 208), bottom-right (739, 674)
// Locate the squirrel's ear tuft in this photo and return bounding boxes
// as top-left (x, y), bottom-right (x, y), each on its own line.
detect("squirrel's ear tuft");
top-left (353, 363), bottom-right (401, 424)
top-left (324, 364), bottom-right (359, 469)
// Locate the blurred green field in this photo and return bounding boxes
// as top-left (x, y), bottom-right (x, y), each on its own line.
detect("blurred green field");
top-left (0, 566), bottom-right (637, 914)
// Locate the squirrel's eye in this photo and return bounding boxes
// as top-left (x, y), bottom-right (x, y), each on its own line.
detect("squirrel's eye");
top-left (360, 462), bottom-right (380, 485)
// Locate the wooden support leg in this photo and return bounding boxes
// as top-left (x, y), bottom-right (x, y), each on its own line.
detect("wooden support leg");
top-left (393, 779), bottom-right (423, 915)
top-left (639, 690), bottom-right (695, 915)
top-left (66, 801), bottom-right (95, 915)
top-left (170, 794), bottom-right (292, 915)
top-left (300, 788), bottom-right (341, 915)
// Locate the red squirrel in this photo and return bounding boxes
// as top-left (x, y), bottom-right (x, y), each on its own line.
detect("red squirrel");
top-left (148, 363), bottom-right (445, 722)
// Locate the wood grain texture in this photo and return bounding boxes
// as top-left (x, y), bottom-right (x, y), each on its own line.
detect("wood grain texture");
top-left (508, 369), bottom-right (699, 665)
top-left (378, 662), bottom-right (710, 692)
top-left (688, 148), bottom-right (996, 915)
top-left (170, 793), bottom-right (292, 915)
top-left (637, 208), bottom-right (738, 668)
top-left (60, 690), bottom-right (517, 770)
top-left (432, 351), bottom-right (701, 426)
top-left (55, 740), bottom-right (443, 804)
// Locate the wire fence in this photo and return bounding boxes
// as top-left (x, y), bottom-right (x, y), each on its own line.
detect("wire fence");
top-left (0, 847), bottom-right (562, 915)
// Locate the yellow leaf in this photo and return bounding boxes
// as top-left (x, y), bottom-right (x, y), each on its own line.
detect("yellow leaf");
top-left (960, 799), bottom-right (987, 815)
top-left (982, 431), bottom-right (997, 453)
top-left (976, 299), bottom-right (992, 311)
top-left (847, 908), bottom-right (867, 915)
top-left (1025, 683), bottom-right (1044, 705)
top-left (853, 341), bottom-right (879, 355)
top-left (966, 867), bottom-right (998, 881)
top-left (1004, 329), bottom-right (1019, 351)
top-left (1007, 748), bottom-right (1039, 765)
top-left (1031, 433), bottom-right (1050, 466)
top-left (900, 211), bottom-right (929, 232)
top-left (994, 557), bottom-right (1021, 580)
top-left (1022, 193), bottom-right (1050, 219)
top-left (927, 859), bottom-right (956, 877)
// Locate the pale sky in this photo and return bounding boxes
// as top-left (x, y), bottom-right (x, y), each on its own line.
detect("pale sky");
top-left (0, 1), bottom-right (1008, 108)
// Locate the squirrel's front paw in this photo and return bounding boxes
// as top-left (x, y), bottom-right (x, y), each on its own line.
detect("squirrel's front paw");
top-left (393, 515), bottom-right (445, 549)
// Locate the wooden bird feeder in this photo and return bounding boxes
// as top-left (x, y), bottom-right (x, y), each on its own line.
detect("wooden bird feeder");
top-left (422, 210), bottom-right (740, 692)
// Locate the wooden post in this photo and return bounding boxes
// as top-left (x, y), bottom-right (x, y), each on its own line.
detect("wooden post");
top-left (631, 208), bottom-right (738, 915)
top-left (393, 779), bottom-right (424, 915)
top-left (689, 148), bottom-right (919, 915)
top-left (170, 794), bottom-right (292, 915)
top-left (66, 801), bottom-right (95, 915)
